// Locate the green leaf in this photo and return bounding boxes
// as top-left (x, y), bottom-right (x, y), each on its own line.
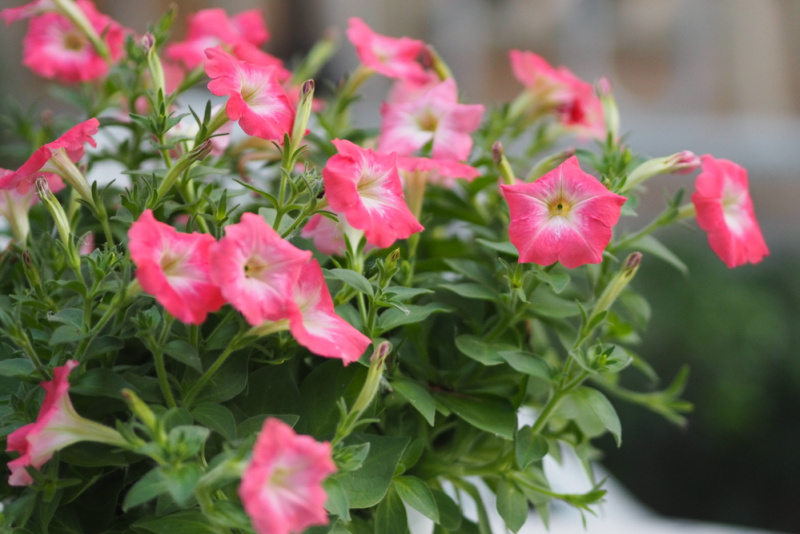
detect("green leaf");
top-left (49, 324), bottom-right (87, 345)
top-left (163, 340), bottom-right (202, 372)
top-left (496, 478), bottom-right (529, 533)
top-left (376, 303), bottom-right (452, 333)
top-left (528, 292), bottom-right (581, 318)
top-left (561, 387), bottom-right (622, 446)
top-left (160, 463), bottom-right (203, 506)
top-left (334, 442), bottom-right (371, 472)
top-left (324, 476), bottom-right (351, 521)
top-left (326, 268), bottom-right (374, 298)
top-left (82, 336), bottom-right (125, 360)
top-left (337, 433), bottom-right (409, 508)
top-left (431, 489), bottom-right (462, 531)
top-left (515, 426), bottom-right (549, 469)
top-left (299, 360), bottom-right (367, 438)
top-left (71, 368), bottom-right (133, 399)
top-left (195, 350), bottom-right (250, 404)
top-left (443, 259), bottom-right (494, 284)
top-left (438, 283), bottom-right (496, 301)
top-left (132, 511), bottom-right (217, 534)
top-left (391, 378), bottom-right (436, 426)
top-left (475, 238), bottom-right (519, 256)
top-left (374, 487), bottom-right (409, 534)
top-left (47, 308), bottom-right (83, 327)
top-left (626, 235), bottom-right (687, 274)
top-left (382, 287), bottom-right (434, 300)
top-left (434, 393), bottom-right (517, 440)
top-left (394, 476), bottom-right (439, 523)
top-left (499, 351), bottom-right (553, 382)
top-left (123, 467), bottom-right (167, 512)
top-left (166, 426), bottom-right (211, 460)
top-left (191, 403), bottom-right (237, 441)
top-left (0, 358), bottom-right (34, 378)
top-left (535, 271), bottom-right (570, 294)
top-left (455, 335), bottom-right (512, 366)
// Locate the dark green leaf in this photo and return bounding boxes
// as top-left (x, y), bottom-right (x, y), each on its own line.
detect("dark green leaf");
top-left (163, 340), bottom-right (202, 372)
top-left (438, 283), bottom-right (496, 301)
top-left (123, 468), bottom-right (167, 512)
top-left (499, 351), bottom-right (552, 382)
top-left (377, 303), bottom-right (452, 333)
top-left (434, 393), bottom-right (517, 440)
top-left (299, 359), bottom-right (366, 438)
top-left (337, 433), bottom-right (409, 508)
top-left (455, 335), bottom-right (513, 366)
top-left (160, 463), bottom-right (203, 507)
top-left (475, 239), bottom-right (519, 256)
top-left (71, 368), bottom-right (133, 399)
top-left (82, 336), bottom-right (125, 360)
top-left (133, 511), bottom-right (217, 534)
top-left (391, 378), bottom-right (436, 426)
top-left (374, 487), bottom-right (409, 534)
top-left (49, 324), bottom-right (87, 345)
top-left (47, 308), bottom-right (83, 327)
top-left (0, 358), bottom-right (34, 378)
top-left (394, 476), bottom-right (439, 523)
top-left (195, 351), bottom-right (250, 404)
top-left (192, 403), bottom-right (237, 441)
top-left (431, 489), bottom-right (462, 530)
top-left (515, 426), bottom-right (548, 469)
top-left (166, 426), bottom-right (211, 460)
top-left (324, 476), bottom-right (351, 521)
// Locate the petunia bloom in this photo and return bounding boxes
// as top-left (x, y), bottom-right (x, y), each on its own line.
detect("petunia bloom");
top-left (378, 78), bottom-right (484, 162)
top-left (691, 155), bottom-right (769, 268)
top-left (205, 46), bottom-right (295, 141)
top-left (6, 361), bottom-right (126, 486)
top-left (346, 17), bottom-right (429, 82)
top-left (0, 168), bottom-right (65, 243)
top-left (17, 0), bottom-right (126, 84)
top-left (239, 417), bottom-right (335, 534)
top-left (509, 50), bottom-right (604, 139)
top-left (209, 213), bottom-right (312, 326)
top-left (128, 210), bottom-right (225, 325)
top-left (166, 8), bottom-right (271, 70)
top-left (323, 139), bottom-right (423, 249)
top-left (287, 260), bottom-right (371, 365)
top-left (501, 156), bottom-right (627, 268)
top-left (0, 118), bottom-right (98, 204)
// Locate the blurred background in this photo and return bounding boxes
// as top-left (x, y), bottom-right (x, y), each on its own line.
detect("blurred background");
top-left (1, 0), bottom-right (798, 532)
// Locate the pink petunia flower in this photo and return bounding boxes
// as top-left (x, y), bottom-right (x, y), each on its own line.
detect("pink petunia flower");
top-left (166, 8), bottom-right (269, 70)
top-left (501, 156), bottom-right (627, 268)
top-left (0, 168), bottom-right (64, 243)
top-left (239, 417), bottom-right (335, 534)
top-left (346, 17), bottom-right (429, 82)
top-left (0, 118), bottom-right (98, 203)
top-left (205, 46), bottom-right (296, 142)
top-left (509, 50), bottom-right (605, 139)
top-left (396, 155), bottom-right (481, 188)
top-left (6, 361), bottom-right (126, 486)
top-left (286, 259), bottom-right (371, 365)
top-left (323, 139), bottom-right (423, 249)
top-left (378, 78), bottom-right (484, 162)
top-left (691, 155), bottom-right (769, 268)
top-left (0, 0), bottom-right (55, 24)
top-left (128, 210), bottom-right (225, 325)
top-left (18, 0), bottom-right (126, 84)
top-left (300, 214), bottom-right (347, 256)
top-left (209, 213), bottom-right (312, 326)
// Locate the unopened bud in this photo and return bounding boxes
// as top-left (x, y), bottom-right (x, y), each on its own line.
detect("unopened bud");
top-left (596, 77), bottom-right (620, 141)
top-left (592, 252), bottom-right (643, 319)
top-left (140, 32), bottom-right (155, 53)
top-left (426, 45), bottom-right (453, 81)
top-left (622, 150), bottom-right (701, 193)
top-left (121, 389), bottom-right (158, 433)
top-left (493, 142), bottom-right (516, 186)
top-left (290, 79), bottom-right (315, 147)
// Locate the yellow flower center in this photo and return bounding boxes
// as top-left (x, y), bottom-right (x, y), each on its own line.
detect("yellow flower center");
top-left (63, 31), bottom-right (87, 52)
top-left (417, 110), bottom-right (439, 132)
top-left (549, 198), bottom-right (572, 217)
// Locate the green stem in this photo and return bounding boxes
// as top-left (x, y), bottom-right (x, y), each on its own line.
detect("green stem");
top-left (183, 332), bottom-right (248, 407)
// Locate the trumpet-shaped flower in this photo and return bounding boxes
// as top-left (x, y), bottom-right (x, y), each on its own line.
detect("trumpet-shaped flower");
top-left (0, 168), bottom-right (64, 243)
top-left (205, 46), bottom-right (295, 141)
top-left (0, 118), bottom-right (98, 202)
top-left (501, 156), bottom-right (626, 268)
top-left (209, 213), bottom-right (312, 326)
top-left (6, 361), bottom-right (126, 486)
top-left (301, 214), bottom-right (347, 256)
top-left (166, 8), bottom-right (270, 70)
top-left (346, 17), bottom-right (429, 82)
top-left (691, 155), bottom-right (769, 268)
top-left (17, 0), bottom-right (125, 84)
top-left (379, 78), bottom-right (484, 162)
top-left (128, 210), bottom-right (225, 325)
top-left (239, 417), bottom-right (335, 534)
top-left (287, 260), bottom-right (371, 365)
top-left (509, 50), bottom-right (604, 139)
top-left (323, 139), bottom-right (423, 249)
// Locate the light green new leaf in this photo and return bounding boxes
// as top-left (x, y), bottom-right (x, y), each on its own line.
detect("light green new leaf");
top-left (496, 478), bottom-right (529, 533)
top-left (394, 476), bottom-right (439, 523)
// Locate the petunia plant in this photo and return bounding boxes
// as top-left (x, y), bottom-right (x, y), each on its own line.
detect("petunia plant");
top-left (0, 3), bottom-right (769, 534)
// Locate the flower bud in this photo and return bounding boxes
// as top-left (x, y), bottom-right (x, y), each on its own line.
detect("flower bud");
top-left (36, 176), bottom-right (79, 270)
top-left (596, 77), bottom-right (620, 142)
top-left (426, 45), bottom-right (453, 81)
top-left (622, 150), bottom-right (701, 193)
top-left (142, 33), bottom-right (166, 101)
top-left (591, 252), bottom-right (642, 320)
top-left (493, 142), bottom-right (516, 186)
top-left (290, 79), bottom-right (315, 148)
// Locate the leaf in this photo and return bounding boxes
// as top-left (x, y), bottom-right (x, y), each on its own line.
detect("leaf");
top-left (561, 387), bottom-right (622, 446)
top-left (626, 235), bottom-right (688, 274)
top-left (374, 487), bottom-right (409, 534)
top-left (434, 393), bottom-right (517, 440)
top-left (166, 426), bottom-right (211, 460)
top-left (381, 287), bottom-right (434, 300)
top-left (391, 378), bottom-right (436, 426)
top-left (475, 238), bottom-right (519, 256)
top-left (431, 489), bottom-right (462, 530)
top-left (160, 463), bottom-right (203, 507)
top-left (323, 476), bottom-right (350, 521)
top-left (394, 476), bottom-right (439, 523)
top-left (0, 358), bottom-right (34, 378)
top-left (299, 360), bottom-right (367, 438)
top-left (326, 268), bottom-right (374, 298)
top-left (82, 336), bottom-right (125, 360)
top-left (49, 324), bottom-right (87, 345)
top-left (499, 351), bottom-right (552, 382)
top-left (535, 271), bottom-right (570, 294)
top-left (376, 303), bottom-right (452, 333)
top-left (191, 403), bottom-right (237, 441)
top-left (163, 340), bottom-right (202, 372)
top-left (71, 368), bottom-right (133, 399)
top-left (47, 308), bottom-right (83, 327)
top-left (443, 259), bottom-right (494, 284)
top-left (496, 478), bottom-right (529, 533)
top-left (195, 350), bottom-right (250, 404)
top-left (438, 283), bottom-right (496, 301)
top-left (455, 335), bottom-right (512, 366)
top-left (123, 468), bottom-right (167, 512)
top-left (132, 511), bottom-right (217, 534)
top-left (336, 433), bottom-right (409, 508)
top-left (528, 292), bottom-right (581, 318)
top-left (515, 426), bottom-right (549, 469)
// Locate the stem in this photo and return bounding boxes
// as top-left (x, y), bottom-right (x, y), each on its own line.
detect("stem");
top-left (183, 332), bottom-right (247, 407)
top-left (152, 346), bottom-right (177, 408)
